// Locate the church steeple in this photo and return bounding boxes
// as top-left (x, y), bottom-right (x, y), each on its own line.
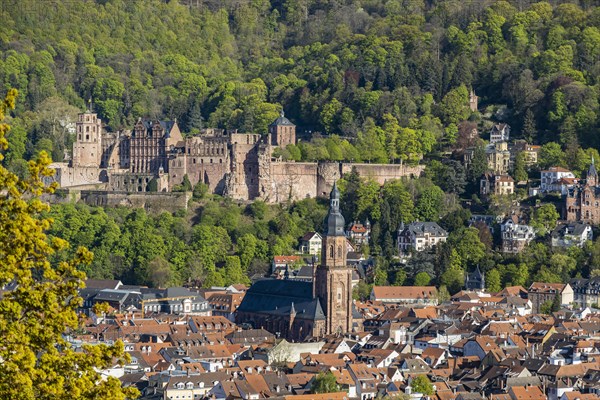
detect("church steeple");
top-left (325, 182), bottom-right (345, 237)
top-left (316, 182), bottom-right (353, 336)
top-left (588, 156), bottom-right (597, 187)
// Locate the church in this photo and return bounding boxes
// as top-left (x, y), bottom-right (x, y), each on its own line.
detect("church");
top-left (565, 159), bottom-right (600, 224)
top-left (235, 183), bottom-right (362, 341)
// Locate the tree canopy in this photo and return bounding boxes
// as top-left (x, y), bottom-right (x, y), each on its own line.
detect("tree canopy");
top-left (0, 90), bottom-right (138, 399)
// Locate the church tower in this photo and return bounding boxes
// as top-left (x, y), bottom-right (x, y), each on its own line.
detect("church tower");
top-left (315, 182), bottom-right (354, 335)
top-left (587, 156), bottom-right (597, 187)
top-left (72, 109), bottom-right (102, 168)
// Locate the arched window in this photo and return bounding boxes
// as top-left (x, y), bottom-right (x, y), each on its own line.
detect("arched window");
top-left (329, 245), bottom-right (334, 258)
top-left (337, 246), bottom-right (342, 258)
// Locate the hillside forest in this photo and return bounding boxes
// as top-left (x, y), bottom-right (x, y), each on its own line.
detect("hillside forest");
top-left (4, 0), bottom-right (600, 293)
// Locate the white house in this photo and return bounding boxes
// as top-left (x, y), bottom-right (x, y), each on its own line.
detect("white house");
top-left (397, 222), bottom-right (448, 254)
top-left (299, 232), bottom-right (322, 256)
top-left (489, 123), bottom-right (510, 143)
top-left (551, 222), bottom-right (593, 248)
top-left (541, 167), bottom-right (576, 193)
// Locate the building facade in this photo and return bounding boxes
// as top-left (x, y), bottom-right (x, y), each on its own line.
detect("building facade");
top-left (570, 277), bottom-right (600, 308)
top-left (500, 217), bottom-right (535, 254)
top-left (528, 283), bottom-right (574, 314)
top-left (397, 222), bottom-right (448, 254)
top-left (541, 167), bottom-right (576, 193)
top-left (486, 141), bottom-right (512, 175)
top-left (550, 222), bottom-right (593, 248)
top-left (565, 160), bottom-right (600, 224)
top-left (489, 123), bottom-right (510, 144)
top-left (480, 173), bottom-right (514, 197)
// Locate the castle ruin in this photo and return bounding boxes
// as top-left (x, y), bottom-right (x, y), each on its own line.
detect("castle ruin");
top-left (49, 110), bottom-right (423, 203)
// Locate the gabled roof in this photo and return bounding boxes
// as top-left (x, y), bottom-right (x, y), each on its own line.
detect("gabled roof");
top-left (237, 279), bottom-right (325, 321)
top-left (528, 282), bottom-right (566, 294)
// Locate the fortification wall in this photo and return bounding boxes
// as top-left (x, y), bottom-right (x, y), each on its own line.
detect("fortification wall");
top-left (340, 163), bottom-right (424, 184)
top-left (262, 162), bottom-right (318, 203)
top-left (79, 190), bottom-right (191, 212)
top-left (48, 163), bottom-right (104, 188)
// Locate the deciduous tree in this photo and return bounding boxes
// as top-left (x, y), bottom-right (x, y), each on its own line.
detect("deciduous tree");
top-left (0, 89), bottom-right (138, 399)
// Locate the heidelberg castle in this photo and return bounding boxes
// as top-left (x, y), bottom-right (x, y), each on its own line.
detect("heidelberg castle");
top-left (50, 110), bottom-right (423, 203)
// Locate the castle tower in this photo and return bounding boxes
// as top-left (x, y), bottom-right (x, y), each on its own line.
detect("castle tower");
top-left (469, 90), bottom-right (478, 112)
top-left (315, 182), bottom-right (354, 335)
top-left (269, 110), bottom-right (296, 148)
top-left (587, 156), bottom-right (597, 187)
top-left (72, 109), bottom-right (102, 168)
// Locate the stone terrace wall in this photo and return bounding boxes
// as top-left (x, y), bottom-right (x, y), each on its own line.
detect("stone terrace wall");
top-left (79, 190), bottom-right (191, 212)
top-left (341, 163), bottom-right (424, 184)
top-left (262, 162), bottom-right (318, 203)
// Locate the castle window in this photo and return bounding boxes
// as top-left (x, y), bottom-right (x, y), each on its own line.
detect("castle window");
top-left (329, 246), bottom-right (334, 258)
top-left (86, 135), bottom-right (89, 140)
top-left (86, 126), bottom-right (89, 133)
top-left (210, 159), bottom-right (213, 163)
top-left (193, 158), bottom-right (196, 164)
top-left (220, 159), bottom-right (222, 163)
top-left (78, 134), bottom-right (81, 140)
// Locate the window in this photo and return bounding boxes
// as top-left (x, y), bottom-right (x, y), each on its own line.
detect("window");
top-left (329, 245), bottom-right (334, 258)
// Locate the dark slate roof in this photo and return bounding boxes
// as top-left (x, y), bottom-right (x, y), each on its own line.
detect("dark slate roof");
top-left (95, 289), bottom-right (132, 303)
top-left (270, 111), bottom-right (295, 126)
top-left (135, 119), bottom-right (176, 138)
top-left (85, 279), bottom-right (121, 290)
top-left (401, 222), bottom-right (447, 237)
top-left (325, 183), bottom-right (345, 236)
top-left (140, 287), bottom-right (206, 302)
top-left (237, 279), bottom-right (325, 321)
top-left (551, 222), bottom-right (590, 238)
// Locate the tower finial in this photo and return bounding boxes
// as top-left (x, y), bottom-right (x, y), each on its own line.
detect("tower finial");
top-left (280, 109), bottom-right (285, 118)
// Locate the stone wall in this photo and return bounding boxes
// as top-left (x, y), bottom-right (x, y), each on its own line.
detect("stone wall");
top-left (260, 161), bottom-right (319, 203)
top-left (341, 163), bottom-right (424, 183)
top-left (48, 163), bottom-right (104, 187)
top-left (78, 190), bottom-right (191, 212)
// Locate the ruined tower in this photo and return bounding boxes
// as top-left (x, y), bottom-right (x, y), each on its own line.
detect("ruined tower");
top-left (315, 182), bottom-right (353, 335)
top-left (72, 110), bottom-right (102, 168)
top-left (269, 110), bottom-right (296, 148)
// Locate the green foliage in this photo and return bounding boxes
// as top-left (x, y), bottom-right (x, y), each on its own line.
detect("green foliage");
top-left (486, 269), bottom-right (502, 293)
top-left (411, 375), bottom-right (435, 395)
top-left (413, 271), bottom-right (431, 286)
top-left (531, 204), bottom-right (560, 236)
top-left (311, 372), bottom-right (340, 394)
top-left (416, 186), bottom-right (445, 221)
top-left (0, 89), bottom-right (138, 399)
top-left (539, 142), bottom-right (566, 169)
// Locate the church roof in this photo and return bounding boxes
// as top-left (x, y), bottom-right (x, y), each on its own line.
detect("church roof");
top-left (237, 279), bottom-right (325, 321)
top-left (325, 182), bottom-right (345, 236)
top-left (588, 156), bottom-right (597, 179)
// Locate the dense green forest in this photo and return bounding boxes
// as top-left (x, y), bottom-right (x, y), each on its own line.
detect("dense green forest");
top-left (5, 0), bottom-right (600, 293)
top-left (45, 171), bottom-right (600, 296)
top-left (2, 0), bottom-right (600, 169)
